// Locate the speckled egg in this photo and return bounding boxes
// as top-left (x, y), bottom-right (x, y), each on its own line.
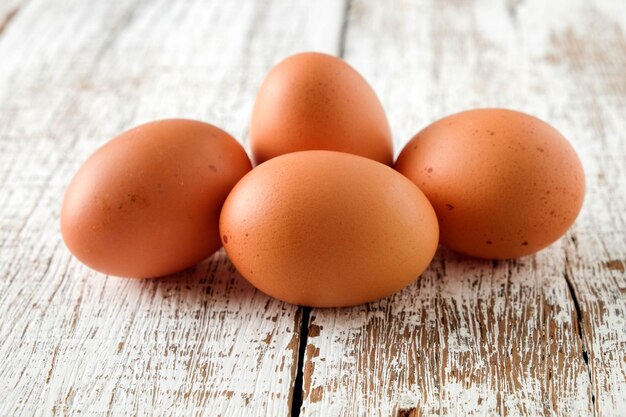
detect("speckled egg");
top-left (220, 151), bottom-right (439, 307)
top-left (250, 52), bottom-right (393, 165)
top-left (61, 119), bottom-right (252, 278)
top-left (395, 108), bottom-right (585, 259)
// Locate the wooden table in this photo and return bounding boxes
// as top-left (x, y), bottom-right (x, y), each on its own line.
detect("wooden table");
top-left (1, 0), bottom-right (624, 416)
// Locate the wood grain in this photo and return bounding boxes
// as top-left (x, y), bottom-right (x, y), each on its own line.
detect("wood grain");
top-left (1, 0), bottom-right (624, 416)
top-left (0, 0), bottom-right (343, 415)
top-left (299, 0), bottom-right (626, 416)
top-left (552, 1), bottom-right (626, 413)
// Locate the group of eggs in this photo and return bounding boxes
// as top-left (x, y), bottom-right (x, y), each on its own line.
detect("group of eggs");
top-left (61, 52), bottom-right (585, 307)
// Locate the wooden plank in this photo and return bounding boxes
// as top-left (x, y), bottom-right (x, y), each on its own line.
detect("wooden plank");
top-left (550, 0), bottom-right (626, 413)
top-left (0, 0), bottom-right (344, 415)
top-left (303, 255), bottom-right (591, 416)
top-left (300, 0), bottom-right (626, 415)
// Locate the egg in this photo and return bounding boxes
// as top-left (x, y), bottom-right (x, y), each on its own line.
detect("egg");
top-left (395, 108), bottom-right (585, 259)
top-left (61, 119), bottom-right (252, 278)
top-left (249, 52), bottom-right (393, 165)
top-left (219, 150), bottom-right (439, 307)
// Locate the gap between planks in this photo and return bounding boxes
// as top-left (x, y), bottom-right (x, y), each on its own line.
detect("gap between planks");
top-left (291, 307), bottom-right (312, 417)
top-left (563, 243), bottom-right (596, 413)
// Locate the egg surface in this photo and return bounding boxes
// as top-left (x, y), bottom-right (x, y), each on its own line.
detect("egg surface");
top-left (220, 150), bottom-right (439, 307)
top-left (395, 108), bottom-right (585, 259)
top-left (250, 52), bottom-right (393, 165)
top-left (61, 119), bottom-right (252, 278)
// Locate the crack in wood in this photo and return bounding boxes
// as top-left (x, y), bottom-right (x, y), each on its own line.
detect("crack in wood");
top-left (563, 254), bottom-right (596, 414)
top-left (290, 306), bottom-right (311, 417)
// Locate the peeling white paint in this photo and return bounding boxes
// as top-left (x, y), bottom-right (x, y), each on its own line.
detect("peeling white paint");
top-left (0, 1), bottom-right (341, 416)
top-left (300, 0), bottom-right (626, 416)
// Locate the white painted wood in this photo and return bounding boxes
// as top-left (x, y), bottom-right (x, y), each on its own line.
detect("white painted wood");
top-left (300, 0), bottom-right (626, 416)
top-left (0, 0), bottom-right (343, 415)
top-left (303, 253), bottom-right (591, 416)
top-left (2, 0), bottom-right (625, 416)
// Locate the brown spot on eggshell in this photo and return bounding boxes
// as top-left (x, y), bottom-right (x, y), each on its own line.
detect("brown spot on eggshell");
top-left (249, 52), bottom-right (393, 165)
top-left (60, 119), bottom-right (252, 278)
top-left (220, 151), bottom-right (439, 307)
top-left (395, 108), bottom-right (585, 259)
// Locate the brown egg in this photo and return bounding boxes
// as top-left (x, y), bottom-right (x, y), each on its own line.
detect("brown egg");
top-left (395, 108), bottom-right (585, 259)
top-left (219, 151), bottom-right (439, 307)
top-left (250, 52), bottom-right (393, 165)
top-left (61, 119), bottom-right (252, 278)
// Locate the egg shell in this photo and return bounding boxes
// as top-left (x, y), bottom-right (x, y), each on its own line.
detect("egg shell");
top-left (250, 52), bottom-right (393, 165)
top-left (61, 119), bottom-right (252, 278)
top-left (219, 150), bottom-right (439, 307)
top-left (395, 108), bottom-right (585, 259)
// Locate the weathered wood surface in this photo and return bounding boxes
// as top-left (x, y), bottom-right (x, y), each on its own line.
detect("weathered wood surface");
top-left (300, 0), bottom-right (626, 416)
top-left (1, 0), bottom-right (625, 416)
top-left (0, 0), bottom-right (342, 416)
